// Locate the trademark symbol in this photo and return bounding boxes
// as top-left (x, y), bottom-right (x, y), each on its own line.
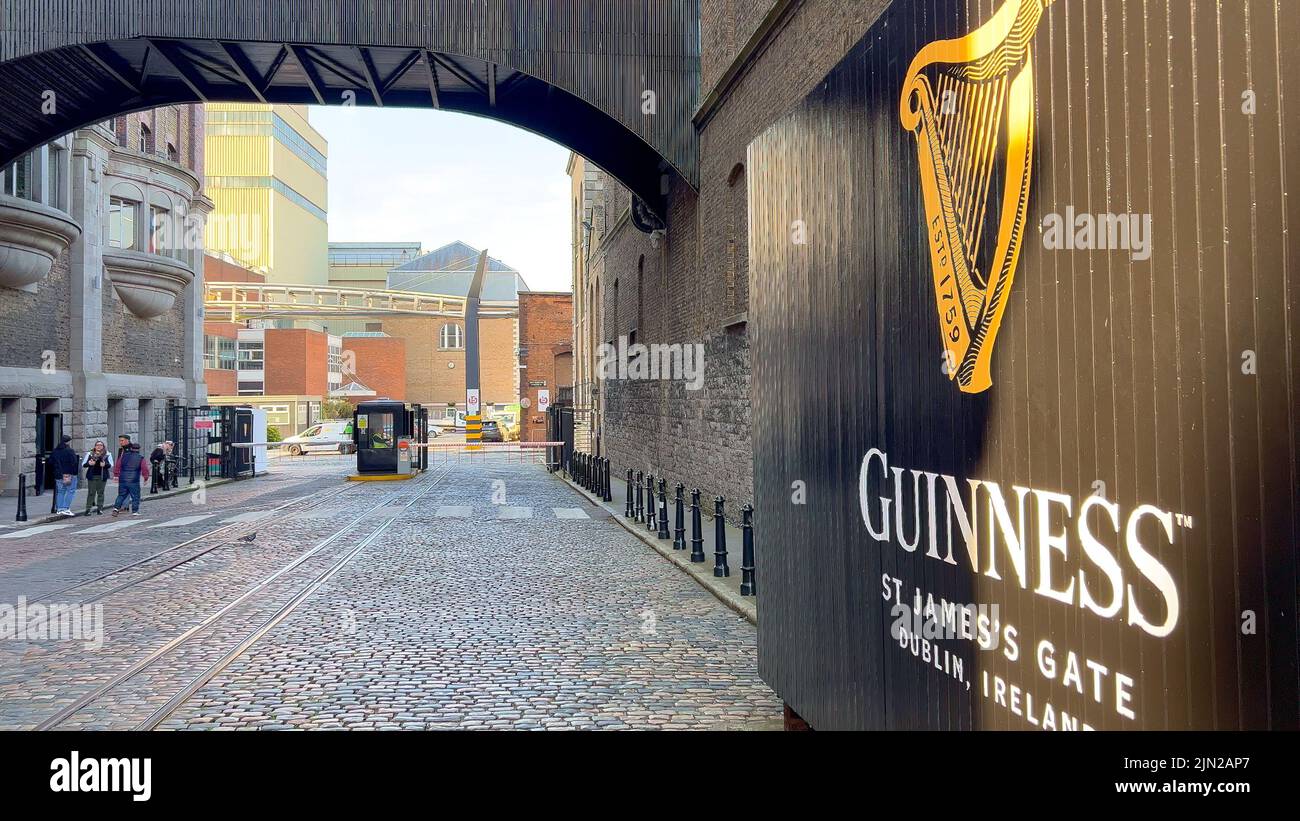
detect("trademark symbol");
top-left (1175, 513), bottom-right (1194, 528)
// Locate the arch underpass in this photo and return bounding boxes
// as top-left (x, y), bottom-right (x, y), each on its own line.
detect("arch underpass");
top-left (0, 0), bottom-right (699, 215)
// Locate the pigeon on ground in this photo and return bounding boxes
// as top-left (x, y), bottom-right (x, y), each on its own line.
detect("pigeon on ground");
top-left (236, 532), bottom-right (257, 543)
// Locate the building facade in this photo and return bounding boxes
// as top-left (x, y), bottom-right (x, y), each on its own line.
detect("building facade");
top-left (569, 0), bottom-right (890, 515)
top-left (0, 106), bottom-right (210, 493)
top-left (518, 292), bottom-right (574, 442)
top-left (340, 334), bottom-right (407, 403)
top-left (203, 103), bottom-right (328, 286)
top-left (379, 241), bottom-right (526, 419)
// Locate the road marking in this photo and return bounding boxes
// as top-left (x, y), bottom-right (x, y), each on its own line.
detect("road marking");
top-left (0, 523), bottom-right (76, 539)
top-left (222, 510), bottom-right (272, 523)
top-left (148, 514), bottom-right (215, 529)
top-left (497, 506), bottom-right (533, 519)
top-left (80, 520), bottom-right (141, 534)
top-left (552, 507), bottom-right (590, 519)
top-left (435, 505), bottom-right (473, 518)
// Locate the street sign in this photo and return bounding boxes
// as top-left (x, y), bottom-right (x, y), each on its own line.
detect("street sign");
top-left (466, 389), bottom-right (481, 415)
top-left (193, 419), bottom-right (214, 430)
top-left (537, 389), bottom-right (550, 412)
top-left (528, 380), bottom-right (547, 387)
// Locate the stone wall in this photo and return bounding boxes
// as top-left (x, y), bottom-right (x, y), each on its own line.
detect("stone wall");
top-left (0, 247), bottom-right (70, 374)
top-left (101, 279), bottom-right (186, 378)
top-left (588, 0), bottom-right (892, 518)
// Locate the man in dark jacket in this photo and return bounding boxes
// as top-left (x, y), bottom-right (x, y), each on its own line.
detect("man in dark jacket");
top-left (49, 435), bottom-right (81, 516)
top-left (111, 443), bottom-right (150, 517)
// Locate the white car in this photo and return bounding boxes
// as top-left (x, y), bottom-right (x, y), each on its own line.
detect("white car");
top-left (281, 420), bottom-right (356, 455)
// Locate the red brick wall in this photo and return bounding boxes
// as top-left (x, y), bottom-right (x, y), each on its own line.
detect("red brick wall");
top-left (205, 368), bottom-right (237, 395)
top-left (518, 292), bottom-right (573, 442)
top-left (203, 255), bottom-right (263, 397)
top-left (342, 337), bottom-right (406, 401)
top-left (204, 254), bottom-right (266, 283)
top-left (264, 329), bottom-right (329, 396)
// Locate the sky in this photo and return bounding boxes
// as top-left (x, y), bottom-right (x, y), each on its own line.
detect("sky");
top-left (307, 106), bottom-right (573, 292)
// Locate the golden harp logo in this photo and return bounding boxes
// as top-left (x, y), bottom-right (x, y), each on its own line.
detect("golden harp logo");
top-left (900, 0), bottom-right (1054, 393)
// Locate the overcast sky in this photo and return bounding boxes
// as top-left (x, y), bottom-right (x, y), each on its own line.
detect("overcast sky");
top-left (308, 106), bottom-right (573, 292)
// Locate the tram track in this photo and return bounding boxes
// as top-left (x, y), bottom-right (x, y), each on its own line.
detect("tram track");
top-left (24, 481), bottom-right (364, 613)
top-left (32, 465), bottom-right (449, 731)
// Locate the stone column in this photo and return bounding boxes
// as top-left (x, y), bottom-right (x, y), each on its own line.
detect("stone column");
top-left (67, 134), bottom-right (111, 454)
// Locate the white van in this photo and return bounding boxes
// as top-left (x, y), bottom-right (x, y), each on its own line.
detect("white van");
top-left (281, 420), bottom-right (356, 455)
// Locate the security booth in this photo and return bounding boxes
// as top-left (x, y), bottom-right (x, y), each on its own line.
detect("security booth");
top-left (352, 400), bottom-right (426, 476)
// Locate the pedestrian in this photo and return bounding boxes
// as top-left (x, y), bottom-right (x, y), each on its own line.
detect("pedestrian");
top-left (82, 441), bottom-right (113, 516)
top-left (149, 441), bottom-right (166, 492)
top-left (116, 433), bottom-right (131, 461)
top-left (48, 434), bottom-right (81, 517)
top-left (111, 442), bottom-right (150, 517)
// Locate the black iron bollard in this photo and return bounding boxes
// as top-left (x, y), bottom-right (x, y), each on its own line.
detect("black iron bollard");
top-left (634, 471), bottom-right (644, 521)
top-left (645, 474), bottom-right (656, 532)
top-left (603, 458), bottom-right (612, 502)
top-left (740, 503), bottom-right (756, 596)
top-left (673, 483), bottom-right (686, 550)
top-left (657, 477), bottom-right (669, 539)
top-left (713, 496), bottom-right (730, 577)
top-left (15, 473), bottom-right (27, 522)
top-left (625, 468), bottom-right (634, 517)
top-left (689, 488), bottom-right (705, 563)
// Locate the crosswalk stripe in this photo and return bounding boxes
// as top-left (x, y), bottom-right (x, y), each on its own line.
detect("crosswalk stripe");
top-left (0, 523), bottom-right (76, 539)
top-left (148, 514), bottom-right (215, 529)
top-left (497, 506), bottom-right (533, 519)
top-left (552, 507), bottom-right (590, 519)
top-left (79, 520), bottom-right (140, 534)
top-left (222, 510), bottom-right (272, 523)
top-left (435, 505), bottom-right (473, 518)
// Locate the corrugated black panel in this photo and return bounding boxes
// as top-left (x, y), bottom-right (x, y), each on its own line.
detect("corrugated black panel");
top-left (0, 0), bottom-right (699, 192)
top-left (750, 0), bottom-right (1298, 730)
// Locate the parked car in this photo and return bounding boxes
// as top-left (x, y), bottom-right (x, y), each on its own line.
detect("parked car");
top-left (480, 420), bottom-right (503, 443)
top-left (281, 420), bottom-right (356, 455)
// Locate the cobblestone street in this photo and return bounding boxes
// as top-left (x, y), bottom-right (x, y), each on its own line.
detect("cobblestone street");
top-left (0, 456), bottom-right (781, 730)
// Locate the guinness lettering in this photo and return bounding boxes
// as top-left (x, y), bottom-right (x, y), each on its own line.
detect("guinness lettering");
top-left (858, 448), bottom-right (1180, 639)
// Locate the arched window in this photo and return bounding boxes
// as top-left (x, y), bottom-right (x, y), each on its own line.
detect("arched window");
top-left (440, 323), bottom-right (464, 349)
top-left (634, 255), bottom-right (644, 343)
top-left (727, 162), bottom-right (748, 311)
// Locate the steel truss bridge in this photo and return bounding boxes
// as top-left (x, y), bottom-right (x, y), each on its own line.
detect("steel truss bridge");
top-left (205, 282), bottom-right (518, 322)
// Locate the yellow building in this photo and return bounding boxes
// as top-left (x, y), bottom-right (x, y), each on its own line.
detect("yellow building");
top-left (204, 104), bottom-right (328, 285)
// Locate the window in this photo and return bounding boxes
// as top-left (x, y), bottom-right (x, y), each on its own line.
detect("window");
top-left (440, 323), bottom-right (464, 349)
top-left (166, 142), bottom-right (178, 163)
top-left (149, 206), bottom-right (169, 254)
top-left (2, 155), bottom-right (33, 200)
top-left (300, 425), bottom-right (322, 438)
top-left (108, 197), bottom-right (137, 249)
top-left (263, 404), bottom-right (291, 426)
top-left (237, 382), bottom-right (264, 396)
top-left (203, 336), bottom-right (236, 370)
top-left (237, 341), bottom-right (264, 370)
top-left (138, 123), bottom-right (151, 155)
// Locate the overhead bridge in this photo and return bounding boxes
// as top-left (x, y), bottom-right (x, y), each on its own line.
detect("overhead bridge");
top-left (205, 282), bottom-right (518, 323)
top-left (0, 0), bottom-right (700, 215)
